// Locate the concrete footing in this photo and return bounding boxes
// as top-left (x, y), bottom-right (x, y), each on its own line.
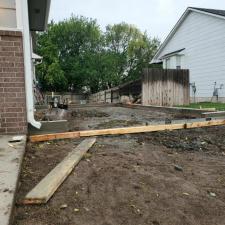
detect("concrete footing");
top-left (29, 120), bottom-right (69, 135)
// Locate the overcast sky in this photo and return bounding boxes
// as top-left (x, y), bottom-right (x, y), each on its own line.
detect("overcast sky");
top-left (49, 0), bottom-right (225, 42)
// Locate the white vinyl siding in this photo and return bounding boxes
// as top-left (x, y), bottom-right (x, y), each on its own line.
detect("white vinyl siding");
top-left (0, 0), bottom-right (17, 28)
top-left (157, 11), bottom-right (225, 98)
top-left (176, 56), bottom-right (181, 69)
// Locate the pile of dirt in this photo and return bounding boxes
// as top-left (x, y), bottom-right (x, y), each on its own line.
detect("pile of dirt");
top-left (136, 126), bottom-right (225, 153)
top-left (71, 109), bottom-right (110, 118)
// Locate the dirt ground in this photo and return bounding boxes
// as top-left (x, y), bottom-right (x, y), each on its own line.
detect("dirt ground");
top-left (35, 106), bottom-right (196, 131)
top-left (14, 106), bottom-right (225, 225)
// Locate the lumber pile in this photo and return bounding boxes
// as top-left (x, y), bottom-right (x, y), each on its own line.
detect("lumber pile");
top-left (30, 119), bottom-right (225, 143)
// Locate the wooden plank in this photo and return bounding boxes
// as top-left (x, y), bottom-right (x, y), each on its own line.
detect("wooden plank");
top-left (79, 123), bottom-right (185, 136)
top-left (185, 120), bottom-right (225, 129)
top-left (30, 131), bottom-right (80, 143)
top-left (29, 119), bottom-right (225, 143)
top-left (23, 138), bottom-right (96, 205)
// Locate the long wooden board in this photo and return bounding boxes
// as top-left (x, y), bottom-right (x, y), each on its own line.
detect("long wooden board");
top-left (79, 123), bottom-right (185, 137)
top-left (30, 131), bottom-right (80, 142)
top-left (30, 119), bottom-right (225, 143)
top-left (23, 138), bottom-right (96, 204)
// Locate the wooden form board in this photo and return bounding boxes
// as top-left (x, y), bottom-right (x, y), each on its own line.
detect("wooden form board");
top-left (30, 119), bottom-right (225, 143)
top-left (23, 138), bottom-right (96, 204)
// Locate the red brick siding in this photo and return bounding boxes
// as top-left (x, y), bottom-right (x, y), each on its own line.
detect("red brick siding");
top-left (0, 31), bottom-right (27, 134)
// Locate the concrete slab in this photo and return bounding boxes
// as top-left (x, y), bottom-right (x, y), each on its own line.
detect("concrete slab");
top-left (202, 111), bottom-right (225, 118)
top-left (28, 120), bottom-right (68, 135)
top-left (0, 135), bottom-right (26, 225)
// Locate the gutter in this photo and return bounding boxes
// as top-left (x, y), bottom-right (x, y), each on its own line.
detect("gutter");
top-left (44, 0), bottom-right (51, 30)
top-left (21, 0), bottom-right (41, 129)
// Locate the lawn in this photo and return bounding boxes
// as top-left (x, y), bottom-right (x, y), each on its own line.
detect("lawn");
top-left (180, 102), bottom-right (225, 111)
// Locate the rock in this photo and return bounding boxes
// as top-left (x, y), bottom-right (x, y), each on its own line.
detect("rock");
top-left (183, 192), bottom-right (190, 196)
top-left (74, 208), bottom-right (80, 212)
top-left (60, 204), bottom-right (68, 209)
top-left (209, 192), bottom-right (216, 197)
top-left (174, 165), bottom-right (183, 172)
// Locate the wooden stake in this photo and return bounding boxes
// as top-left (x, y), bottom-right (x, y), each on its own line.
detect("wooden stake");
top-left (23, 138), bottom-right (96, 205)
top-left (29, 119), bottom-right (225, 143)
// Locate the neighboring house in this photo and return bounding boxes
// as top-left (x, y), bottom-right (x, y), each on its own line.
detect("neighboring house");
top-left (0, 0), bottom-right (51, 134)
top-left (151, 7), bottom-right (225, 102)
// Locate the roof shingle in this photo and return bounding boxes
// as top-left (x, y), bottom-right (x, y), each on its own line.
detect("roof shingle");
top-left (190, 7), bottom-right (225, 17)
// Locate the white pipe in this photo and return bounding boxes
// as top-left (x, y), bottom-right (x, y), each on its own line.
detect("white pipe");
top-left (20, 0), bottom-right (41, 129)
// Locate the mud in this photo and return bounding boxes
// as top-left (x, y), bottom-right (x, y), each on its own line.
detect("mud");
top-left (66, 106), bottom-right (183, 131)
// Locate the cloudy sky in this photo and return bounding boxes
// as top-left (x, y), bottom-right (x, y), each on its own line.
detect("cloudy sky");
top-left (49, 0), bottom-right (225, 41)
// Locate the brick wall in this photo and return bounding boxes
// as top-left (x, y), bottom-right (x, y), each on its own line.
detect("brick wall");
top-left (0, 31), bottom-right (27, 134)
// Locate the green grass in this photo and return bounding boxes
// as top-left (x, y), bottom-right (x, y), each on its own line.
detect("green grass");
top-left (178, 102), bottom-right (225, 111)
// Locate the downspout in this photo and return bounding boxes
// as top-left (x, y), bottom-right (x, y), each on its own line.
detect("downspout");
top-left (20, 0), bottom-right (41, 129)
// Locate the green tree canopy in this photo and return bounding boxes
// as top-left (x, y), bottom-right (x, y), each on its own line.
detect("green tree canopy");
top-left (105, 23), bottom-right (160, 85)
top-left (35, 17), bottom-right (160, 93)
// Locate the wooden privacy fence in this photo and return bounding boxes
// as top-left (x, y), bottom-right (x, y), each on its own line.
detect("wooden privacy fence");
top-left (89, 89), bottom-right (119, 103)
top-left (142, 68), bottom-right (190, 106)
top-left (89, 79), bottom-right (141, 103)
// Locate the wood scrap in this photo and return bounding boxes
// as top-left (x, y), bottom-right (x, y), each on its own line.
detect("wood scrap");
top-left (29, 119), bottom-right (225, 143)
top-left (23, 138), bottom-right (96, 205)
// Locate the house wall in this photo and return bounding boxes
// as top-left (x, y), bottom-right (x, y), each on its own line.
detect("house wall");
top-left (157, 11), bottom-right (225, 99)
top-left (0, 0), bottom-right (17, 28)
top-left (0, 31), bottom-right (27, 134)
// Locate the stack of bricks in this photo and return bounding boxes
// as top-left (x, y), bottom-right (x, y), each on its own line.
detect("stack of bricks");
top-left (0, 31), bottom-right (27, 134)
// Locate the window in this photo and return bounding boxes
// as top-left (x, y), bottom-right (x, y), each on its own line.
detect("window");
top-left (166, 58), bottom-right (170, 69)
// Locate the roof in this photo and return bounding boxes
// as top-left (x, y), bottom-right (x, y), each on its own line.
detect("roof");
top-left (190, 7), bottom-right (225, 17)
top-left (28, 0), bottom-right (51, 31)
top-left (151, 7), bottom-right (225, 63)
top-left (160, 48), bottom-right (185, 60)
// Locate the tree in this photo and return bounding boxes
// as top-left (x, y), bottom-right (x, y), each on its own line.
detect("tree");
top-left (35, 18), bottom-right (160, 93)
top-left (105, 23), bottom-right (160, 84)
top-left (35, 16), bottom-right (103, 92)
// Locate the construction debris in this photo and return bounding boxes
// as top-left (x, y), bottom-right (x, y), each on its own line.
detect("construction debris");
top-left (22, 138), bottom-right (96, 205)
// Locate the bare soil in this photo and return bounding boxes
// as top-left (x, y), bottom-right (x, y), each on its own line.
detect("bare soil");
top-left (66, 106), bottom-right (196, 131)
top-left (14, 106), bottom-right (225, 225)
